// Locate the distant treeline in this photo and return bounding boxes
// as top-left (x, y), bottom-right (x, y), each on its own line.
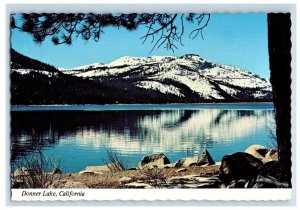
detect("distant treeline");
top-left (10, 71), bottom-right (272, 105)
top-left (10, 48), bottom-right (58, 72)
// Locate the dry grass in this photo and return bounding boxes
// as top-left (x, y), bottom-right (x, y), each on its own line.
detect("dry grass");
top-left (140, 166), bottom-right (166, 188)
top-left (102, 148), bottom-right (131, 172)
top-left (11, 149), bottom-right (60, 188)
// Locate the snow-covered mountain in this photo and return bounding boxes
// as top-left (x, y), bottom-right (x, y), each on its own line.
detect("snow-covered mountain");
top-left (59, 54), bottom-right (272, 101)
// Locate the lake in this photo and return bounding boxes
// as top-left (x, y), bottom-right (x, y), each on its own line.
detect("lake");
top-left (11, 103), bottom-right (275, 173)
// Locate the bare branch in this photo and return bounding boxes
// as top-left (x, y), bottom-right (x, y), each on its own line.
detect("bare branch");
top-left (189, 14), bottom-right (210, 40)
top-left (11, 13), bottom-right (210, 52)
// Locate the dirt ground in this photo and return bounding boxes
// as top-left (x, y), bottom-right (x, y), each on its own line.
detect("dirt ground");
top-left (53, 164), bottom-right (220, 188)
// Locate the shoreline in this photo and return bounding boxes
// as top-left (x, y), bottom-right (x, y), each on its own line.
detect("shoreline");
top-left (11, 102), bottom-right (274, 107)
top-left (10, 102), bottom-right (274, 112)
top-left (11, 145), bottom-right (282, 189)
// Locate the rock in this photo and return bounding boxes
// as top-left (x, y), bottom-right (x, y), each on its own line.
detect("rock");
top-left (175, 149), bottom-right (215, 167)
top-left (244, 144), bottom-right (268, 160)
top-left (198, 149), bottom-right (215, 166)
top-left (219, 152), bottom-right (263, 185)
top-left (11, 180), bottom-right (23, 188)
top-left (226, 179), bottom-right (249, 188)
top-left (163, 163), bottom-right (175, 168)
top-left (249, 175), bottom-right (289, 188)
top-left (125, 175), bottom-right (221, 189)
top-left (259, 160), bottom-right (281, 180)
top-left (52, 167), bottom-right (62, 174)
top-left (222, 160), bottom-right (287, 188)
top-left (265, 149), bottom-right (278, 162)
top-left (118, 177), bottom-right (132, 184)
top-left (128, 167), bottom-right (137, 170)
top-left (168, 175), bottom-right (221, 188)
top-left (79, 162), bottom-right (122, 174)
top-left (49, 180), bottom-right (89, 188)
top-left (125, 181), bottom-right (153, 189)
top-left (13, 167), bottom-right (30, 177)
top-left (244, 144), bottom-right (277, 163)
top-left (138, 154), bottom-right (170, 169)
top-left (79, 171), bottom-right (96, 175)
top-left (214, 162), bottom-right (222, 166)
top-left (85, 165), bottom-right (110, 173)
top-left (175, 168), bottom-right (187, 173)
top-left (175, 156), bottom-right (199, 168)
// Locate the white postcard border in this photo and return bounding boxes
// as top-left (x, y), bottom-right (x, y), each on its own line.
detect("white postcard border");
top-left (4, 2), bottom-right (297, 204)
top-left (11, 189), bottom-right (292, 201)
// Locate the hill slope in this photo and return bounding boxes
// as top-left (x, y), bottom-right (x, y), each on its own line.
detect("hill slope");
top-left (60, 54), bottom-right (273, 102)
top-left (11, 50), bottom-right (273, 105)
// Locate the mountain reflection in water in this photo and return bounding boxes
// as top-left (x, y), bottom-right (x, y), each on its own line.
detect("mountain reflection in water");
top-left (11, 106), bottom-right (275, 172)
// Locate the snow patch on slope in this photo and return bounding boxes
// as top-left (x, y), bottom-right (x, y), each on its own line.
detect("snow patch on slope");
top-left (218, 84), bottom-right (238, 96)
top-left (12, 69), bottom-right (58, 77)
top-left (59, 62), bottom-right (103, 71)
top-left (135, 81), bottom-right (184, 97)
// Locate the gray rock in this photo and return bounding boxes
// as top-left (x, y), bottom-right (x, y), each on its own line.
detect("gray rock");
top-left (265, 149), bottom-right (278, 162)
top-left (198, 149), bottom-right (215, 166)
top-left (79, 162), bottom-right (122, 174)
top-left (138, 154), bottom-right (170, 169)
top-left (125, 181), bottom-right (153, 189)
top-left (175, 149), bottom-right (215, 167)
top-left (175, 156), bottom-right (199, 168)
top-left (175, 168), bottom-right (187, 173)
top-left (52, 167), bottom-right (62, 174)
top-left (124, 175), bottom-right (221, 189)
top-left (118, 176), bottom-right (133, 184)
top-left (167, 175), bottom-right (221, 188)
top-left (163, 163), bottom-right (175, 168)
top-left (13, 167), bottom-right (30, 177)
top-left (250, 175), bottom-right (289, 188)
top-left (244, 144), bottom-right (270, 163)
top-left (78, 171), bottom-right (96, 175)
top-left (244, 145), bottom-right (278, 164)
top-left (128, 167), bottom-right (137, 170)
top-left (219, 152), bottom-right (263, 185)
top-left (226, 179), bottom-right (249, 188)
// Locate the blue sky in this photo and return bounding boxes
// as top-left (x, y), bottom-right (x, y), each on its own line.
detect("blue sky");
top-left (11, 13), bottom-right (270, 78)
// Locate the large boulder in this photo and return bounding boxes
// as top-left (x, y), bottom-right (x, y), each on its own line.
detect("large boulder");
top-left (175, 149), bottom-right (215, 168)
top-left (198, 149), bottom-right (215, 165)
top-left (138, 154), bottom-right (170, 169)
top-left (244, 144), bottom-right (278, 163)
top-left (249, 175), bottom-right (289, 188)
top-left (259, 160), bottom-right (281, 180)
top-left (219, 152), bottom-right (263, 185)
top-left (175, 156), bottom-right (200, 168)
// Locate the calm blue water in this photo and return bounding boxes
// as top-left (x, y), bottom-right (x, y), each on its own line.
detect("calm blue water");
top-left (11, 103), bottom-right (275, 173)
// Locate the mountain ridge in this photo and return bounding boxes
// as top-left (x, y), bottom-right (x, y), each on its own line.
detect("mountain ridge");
top-left (10, 50), bottom-right (273, 104)
top-left (58, 54), bottom-right (272, 101)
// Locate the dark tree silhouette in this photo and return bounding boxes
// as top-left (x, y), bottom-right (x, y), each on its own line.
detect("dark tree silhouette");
top-left (11, 13), bottom-right (292, 186)
top-left (11, 13), bottom-right (210, 52)
top-left (268, 13), bottom-right (292, 187)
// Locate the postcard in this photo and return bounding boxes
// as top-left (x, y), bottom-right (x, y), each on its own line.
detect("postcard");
top-left (8, 4), bottom-right (293, 202)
